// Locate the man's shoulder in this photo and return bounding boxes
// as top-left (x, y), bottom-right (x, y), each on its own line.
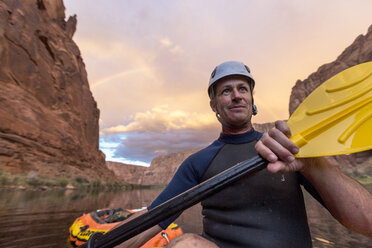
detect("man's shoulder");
top-left (183, 140), bottom-right (225, 166)
top-left (175, 139), bottom-right (225, 180)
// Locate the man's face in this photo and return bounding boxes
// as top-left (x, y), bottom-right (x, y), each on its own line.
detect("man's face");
top-left (210, 76), bottom-right (253, 127)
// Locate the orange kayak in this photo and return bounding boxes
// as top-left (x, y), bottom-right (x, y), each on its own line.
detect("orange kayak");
top-left (69, 208), bottom-right (183, 247)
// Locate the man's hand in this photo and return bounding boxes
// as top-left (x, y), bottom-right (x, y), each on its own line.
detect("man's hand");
top-left (255, 120), bottom-right (304, 174)
top-left (256, 121), bottom-right (372, 236)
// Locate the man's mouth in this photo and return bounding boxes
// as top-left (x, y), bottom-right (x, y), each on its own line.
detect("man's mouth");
top-left (229, 105), bottom-right (246, 110)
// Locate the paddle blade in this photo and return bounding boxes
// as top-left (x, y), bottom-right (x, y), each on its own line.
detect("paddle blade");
top-left (287, 62), bottom-right (372, 157)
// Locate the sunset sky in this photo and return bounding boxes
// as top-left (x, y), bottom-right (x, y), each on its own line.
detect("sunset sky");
top-left (64, 0), bottom-right (372, 166)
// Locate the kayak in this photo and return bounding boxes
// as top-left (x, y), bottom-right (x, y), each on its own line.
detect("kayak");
top-left (69, 208), bottom-right (183, 248)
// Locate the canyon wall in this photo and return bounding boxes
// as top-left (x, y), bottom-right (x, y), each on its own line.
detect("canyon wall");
top-left (0, 0), bottom-right (115, 181)
top-left (107, 148), bottom-right (201, 186)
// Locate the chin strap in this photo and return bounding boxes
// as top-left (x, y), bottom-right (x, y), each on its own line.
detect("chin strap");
top-left (252, 105), bottom-right (258, 115)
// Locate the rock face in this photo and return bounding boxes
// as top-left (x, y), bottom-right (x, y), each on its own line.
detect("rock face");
top-left (289, 24), bottom-right (372, 176)
top-left (253, 122), bottom-right (275, 133)
top-left (107, 148), bottom-right (201, 186)
top-left (141, 148), bottom-right (202, 185)
top-left (0, 0), bottom-right (115, 181)
top-left (106, 162), bottom-right (146, 185)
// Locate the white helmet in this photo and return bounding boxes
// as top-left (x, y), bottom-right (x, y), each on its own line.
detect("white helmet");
top-left (208, 61), bottom-right (255, 98)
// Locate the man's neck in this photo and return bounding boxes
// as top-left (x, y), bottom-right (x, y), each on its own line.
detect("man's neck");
top-left (221, 123), bottom-right (253, 135)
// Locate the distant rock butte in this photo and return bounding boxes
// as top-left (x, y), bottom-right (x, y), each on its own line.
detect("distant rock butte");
top-left (107, 148), bottom-right (202, 185)
top-left (108, 25), bottom-right (372, 185)
top-left (0, 0), bottom-right (115, 181)
top-left (106, 162), bottom-right (146, 185)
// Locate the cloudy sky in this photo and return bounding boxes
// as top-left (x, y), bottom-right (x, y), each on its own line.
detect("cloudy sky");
top-left (64, 0), bottom-right (372, 166)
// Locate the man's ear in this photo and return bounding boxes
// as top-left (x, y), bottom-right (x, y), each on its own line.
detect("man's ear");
top-left (210, 100), bottom-right (216, 112)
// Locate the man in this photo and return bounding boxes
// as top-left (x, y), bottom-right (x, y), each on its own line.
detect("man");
top-left (118, 61), bottom-right (372, 248)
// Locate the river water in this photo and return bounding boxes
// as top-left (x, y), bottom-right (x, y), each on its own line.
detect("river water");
top-left (0, 187), bottom-right (371, 248)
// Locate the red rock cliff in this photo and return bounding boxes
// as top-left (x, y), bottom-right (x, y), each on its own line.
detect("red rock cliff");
top-left (0, 0), bottom-right (115, 181)
top-left (106, 161), bottom-right (146, 185)
top-left (107, 148), bottom-right (201, 186)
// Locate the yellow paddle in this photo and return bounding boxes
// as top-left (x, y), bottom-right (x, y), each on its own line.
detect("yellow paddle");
top-left (288, 61), bottom-right (372, 157)
top-left (80, 62), bottom-right (372, 248)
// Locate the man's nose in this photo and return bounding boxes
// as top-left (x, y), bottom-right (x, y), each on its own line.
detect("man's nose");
top-left (231, 88), bottom-right (242, 99)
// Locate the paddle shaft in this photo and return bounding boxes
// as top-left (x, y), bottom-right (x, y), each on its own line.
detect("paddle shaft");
top-left (79, 155), bottom-right (267, 248)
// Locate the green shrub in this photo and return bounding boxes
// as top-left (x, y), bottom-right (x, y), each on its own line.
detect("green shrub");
top-left (105, 181), bottom-right (124, 190)
top-left (12, 175), bottom-right (21, 185)
top-left (26, 177), bottom-right (43, 187)
top-left (56, 177), bottom-right (69, 187)
top-left (74, 176), bottom-right (89, 185)
top-left (90, 179), bottom-right (102, 188)
top-left (352, 170), bottom-right (368, 180)
top-left (44, 179), bottom-right (55, 187)
top-left (0, 174), bottom-right (9, 186)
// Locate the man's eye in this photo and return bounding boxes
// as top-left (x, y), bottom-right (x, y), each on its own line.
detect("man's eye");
top-left (222, 89), bottom-right (231, 94)
top-left (239, 87), bottom-right (248, 92)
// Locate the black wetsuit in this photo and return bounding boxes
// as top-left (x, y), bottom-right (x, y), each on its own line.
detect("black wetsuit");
top-left (148, 129), bottom-right (323, 248)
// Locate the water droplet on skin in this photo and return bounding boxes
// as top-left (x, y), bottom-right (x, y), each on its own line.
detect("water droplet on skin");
top-left (281, 174), bottom-right (285, 182)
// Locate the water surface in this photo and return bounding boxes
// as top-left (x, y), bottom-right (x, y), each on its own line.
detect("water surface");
top-left (0, 188), bottom-right (370, 247)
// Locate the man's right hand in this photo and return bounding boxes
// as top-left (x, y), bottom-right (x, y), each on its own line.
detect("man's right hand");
top-left (255, 120), bottom-right (305, 174)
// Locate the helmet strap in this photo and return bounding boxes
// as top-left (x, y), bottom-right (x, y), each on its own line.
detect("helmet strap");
top-left (252, 104), bottom-right (258, 115)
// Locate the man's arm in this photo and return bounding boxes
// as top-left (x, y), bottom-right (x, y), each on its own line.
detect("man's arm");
top-left (255, 120), bottom-right (372, 237)
top-left (300, 157), bottom-right (372, 236)
top-left (114, 210), bottom-right (162, 248)
top-left (113, 149), bottom-right (209, 247)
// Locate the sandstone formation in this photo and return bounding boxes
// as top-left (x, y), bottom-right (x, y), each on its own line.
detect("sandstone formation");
top-left (252, 122), bottom-right (275, 133)
top-left (141, 148), bottom-right (202, 185)
top-left (107, 148), bottom-right (201, 186)
top-left (0, 0), bottom-right (115, 181)
top-left (289, 24), bottom-right (372, 176)
top-left (106, 161), bottom-right (146, 185)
